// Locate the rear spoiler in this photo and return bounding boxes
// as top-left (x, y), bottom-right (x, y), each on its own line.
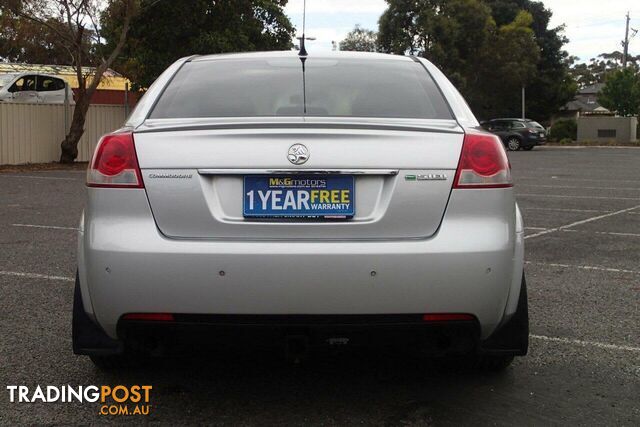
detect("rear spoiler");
top-left (136, 117), bottom-right (464, 135)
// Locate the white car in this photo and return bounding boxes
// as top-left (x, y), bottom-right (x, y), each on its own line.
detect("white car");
top-left (0, 73), bottom-right (71, 104)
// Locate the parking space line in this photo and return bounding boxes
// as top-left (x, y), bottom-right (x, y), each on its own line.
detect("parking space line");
top-left (0, 174), bottom-right (78, 181)
top-left (524, 230), bottom-right (636, 238)
top-left (0, 270), bottom-right (74, 282)
top-left (525, 204), bottom-right (640, 239)
top-left (514, 166), bottom-right (638, 172)
top-left (525, 261), bottom-right (640, 275)
top-left (517, 177), bottom-right (640, 184)
top-left (536, 145), bottom-right (640, 150)
top-left (530, 335), bottom-right (640, 353)
top-left (12, 223), bottom-right (78, 231)
top-left (522, 207), bottom-right (611, 213)
top-left (517, 193), bottom-right (640, 201)
top-left (562, 229), bottom-right (640, 238)
top-left (518, 184), bottom-right (640, 191)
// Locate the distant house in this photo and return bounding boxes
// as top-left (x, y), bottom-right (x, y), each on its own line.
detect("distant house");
top-left (0, 63), bottom-right (139, 106)
top-left (556, 83), bottom-right (611, 121)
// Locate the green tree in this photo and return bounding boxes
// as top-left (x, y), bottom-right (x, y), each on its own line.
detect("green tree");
top-left (473, 11), bottom-right (540, 118)
top-left (568, 51), bottom-right (640, 88)
top-left (378, 0), bottom-right (539, 119)
top-left (598, 68), bottom-right (640, 117)
top-left (378, 0), bottom-right (495, 92)
top-left (102, 0), bottom-right (295, 90)
top-left (339, 25), bottom-right (378, 52)
top-left (0, 11), bottom-right (71, 64)
top-left (567, 58), bottom-right (599, 88)
top-left (484, 0), bottom-right (576, 122)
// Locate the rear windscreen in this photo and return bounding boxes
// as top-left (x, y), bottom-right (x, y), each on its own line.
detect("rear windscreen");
top-left (149, 57), bottom-right (453, 120)
top-left (529, 121), bottom-right (545, 129)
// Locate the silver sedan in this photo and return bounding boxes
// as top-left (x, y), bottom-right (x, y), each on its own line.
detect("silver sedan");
top-left (73, 51), bottom-right (528, 371)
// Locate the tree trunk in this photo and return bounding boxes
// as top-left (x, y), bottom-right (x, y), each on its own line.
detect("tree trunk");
top-left (59, 97), bottom-right (90, 163)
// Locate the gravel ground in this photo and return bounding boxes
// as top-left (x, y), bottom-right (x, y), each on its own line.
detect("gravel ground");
top-left (0, 146), bottom-right (638, 425)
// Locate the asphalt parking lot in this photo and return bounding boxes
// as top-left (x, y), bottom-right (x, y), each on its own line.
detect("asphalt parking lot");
top-left (0, 146), bottom-right (638, 425)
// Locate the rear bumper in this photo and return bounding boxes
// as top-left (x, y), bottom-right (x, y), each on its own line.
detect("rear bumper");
top-left (117, 314), bottom-right (481, 357)
top-left (79, 187), bottom-right (524, 341)
top-left (521, 136), bottom-right (546, 147)
top-left (74, 310), bottom-right (527, 357)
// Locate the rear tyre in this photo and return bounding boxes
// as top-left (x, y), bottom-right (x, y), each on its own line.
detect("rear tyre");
top-left (506, 137), bottom-right (521, 151)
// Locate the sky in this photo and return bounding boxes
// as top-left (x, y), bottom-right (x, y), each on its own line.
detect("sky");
top-left (284, 0), bottom-right (640, 62)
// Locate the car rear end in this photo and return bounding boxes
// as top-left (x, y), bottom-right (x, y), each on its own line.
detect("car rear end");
top-left (524, 120), bottom-right (547, 147)
top-left (74, 53), bottom-right (527, 365)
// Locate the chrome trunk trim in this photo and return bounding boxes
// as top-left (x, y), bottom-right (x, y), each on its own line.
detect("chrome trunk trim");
top-left (197, 169), bottom-right (399, 176)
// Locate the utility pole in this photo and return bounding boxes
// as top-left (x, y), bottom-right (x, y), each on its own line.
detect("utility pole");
top-left (623, 12), bottom-right (630, 67)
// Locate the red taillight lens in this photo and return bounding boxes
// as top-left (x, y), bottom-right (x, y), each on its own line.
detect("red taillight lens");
top-left (87, 131), bottom-right (143, 188)
top-left (422, 313), bottom-right (476, 322)
top-left (453, 131), bottom-right (512, 189)
top-left (122, 313), bottom-right (174, 322)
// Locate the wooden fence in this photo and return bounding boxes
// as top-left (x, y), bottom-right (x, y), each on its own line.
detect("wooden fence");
top-left (0, 102), bottom-right (126, 164)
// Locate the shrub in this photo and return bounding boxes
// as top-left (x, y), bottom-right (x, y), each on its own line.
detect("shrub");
top-left (549, 119), bottom-right (577, 141)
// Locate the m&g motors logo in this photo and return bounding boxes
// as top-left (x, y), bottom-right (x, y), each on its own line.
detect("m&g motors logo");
top-left (269, 177), bottom-right (327, 188)
top-left (6, 385), bottom-right (152, 416)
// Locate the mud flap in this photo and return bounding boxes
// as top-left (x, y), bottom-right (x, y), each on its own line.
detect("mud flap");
top-left (480, 273), bottom-right (529, 356)
top-left (72, 271), bottom-right (123, 356)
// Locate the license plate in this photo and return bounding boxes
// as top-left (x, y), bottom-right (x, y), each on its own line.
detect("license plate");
top-left (243, 175), bottom-right (355, 218)
top-left (539, 132), bottom-right (545, 137)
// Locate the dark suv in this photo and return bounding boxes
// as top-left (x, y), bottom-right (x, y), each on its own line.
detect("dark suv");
top-left (481, 118), bottom-right (547, 151)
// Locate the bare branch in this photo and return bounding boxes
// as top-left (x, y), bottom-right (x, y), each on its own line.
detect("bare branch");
top-left (61, 0), bottom-right (76, 39)
top-left (87, 0), bottom-right (135, 96)
top-left (88, 9), bottom-right (102, 43)
top-left (13, 10), bottom-right (74, 46)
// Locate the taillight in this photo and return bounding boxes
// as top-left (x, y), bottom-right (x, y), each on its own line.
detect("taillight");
top-left (453, 131), bottom-right (512, 189)
top-left (87, 131), bottom-right (143, 188)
